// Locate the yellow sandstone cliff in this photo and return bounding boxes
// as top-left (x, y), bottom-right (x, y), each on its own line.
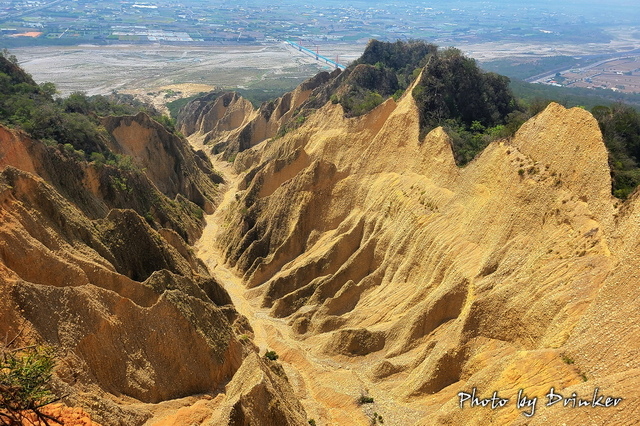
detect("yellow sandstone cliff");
top-left (204, 82), bottom-right (638, 424)
top-left (178, 71), bottom-right (338, 160)
top-left (0, 116), bottom-right (307, 425)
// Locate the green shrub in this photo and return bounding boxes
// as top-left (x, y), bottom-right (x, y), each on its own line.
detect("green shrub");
top-left (152, 114), bottom-right (177, 133)
top-left (90, 152), bottom-right (106, 165)
top-left (194, 206), bottom-right (204, 220)
top-left (0, 345), bottom-right (60, 425)
top-left (105, 154), bottom-right (137, 171)
top-left (371, 412), bottom-right (384, 424)
top-left (358, 394), bottom-right (374, 404)
top-left (264, 350), bottom-right (278, 361)
top-left (110, 176), bottom-right (131, 193)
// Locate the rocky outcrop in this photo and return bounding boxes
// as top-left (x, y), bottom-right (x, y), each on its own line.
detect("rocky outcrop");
top-left (0, 121), bottom-right (215, 244)
top-left (178, 92), bottom-right (255, 140)
top-left (211, 353), bottom-right (308, 426)
top-left (0, 128), bottom-right (239, 423)
top-left (102, 112), bottom-right (223, 214)
top-left (177, 71), bottom-right (336, 160)
top-left (214, 85), bottom-right (638, 423)
top-left (0, 121), bottom-right (307, 425)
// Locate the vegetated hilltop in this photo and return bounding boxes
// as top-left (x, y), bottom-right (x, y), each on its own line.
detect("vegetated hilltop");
top-left (179, 40), bottom-right (522, 168)
top-left (178, 40), bottom-right (639, 424)
top-left (182, 39), bottom-right (640, 198)
top-left (0, 54), bottom-right (307, 425)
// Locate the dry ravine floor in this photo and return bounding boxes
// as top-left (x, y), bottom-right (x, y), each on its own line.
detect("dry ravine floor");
top-left (193, 154), bottom-right (425, 426)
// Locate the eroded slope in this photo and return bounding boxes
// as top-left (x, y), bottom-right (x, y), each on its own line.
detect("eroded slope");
top-left (0, 116), bottom-right (307, 425)
top-left (177, 71), bottom-right (336, 161)
top-left (205, 85), bottom-right (638, 424)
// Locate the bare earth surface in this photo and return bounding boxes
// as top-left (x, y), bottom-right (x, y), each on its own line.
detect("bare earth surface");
top-left (10, 33), bottom-right (640, 113)
top-left (182, 87), bottom-right (640, 424)
top-left (194, 158), bottom-right (370, 425)
top-left (192, 153), bottom-right (427, 425)
top-left (462, 27), bottom-right (640, 61)
top-left (6, 36), bottom-right (640, 425)
top-left (12, 42), bottom-right (367, 96)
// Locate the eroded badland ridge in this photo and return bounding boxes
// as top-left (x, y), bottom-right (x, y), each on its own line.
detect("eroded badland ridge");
top-left (1, 41), bottom-right (639, 425)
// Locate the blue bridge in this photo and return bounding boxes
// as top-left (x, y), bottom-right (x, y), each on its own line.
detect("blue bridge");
top-left (285, 40), bottom-right (347, 70)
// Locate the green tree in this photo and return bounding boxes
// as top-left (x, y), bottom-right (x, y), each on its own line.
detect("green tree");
top-left (39, 82), bottom-right (58, 98)
top-left (63, 92), bottom-right (91, 114)
top-left (592, 103), bottom-right (640, 198)
top-left (411, 47), bottom-right (520, 164)
top-left (0, 48), bottom-right (18, 65)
